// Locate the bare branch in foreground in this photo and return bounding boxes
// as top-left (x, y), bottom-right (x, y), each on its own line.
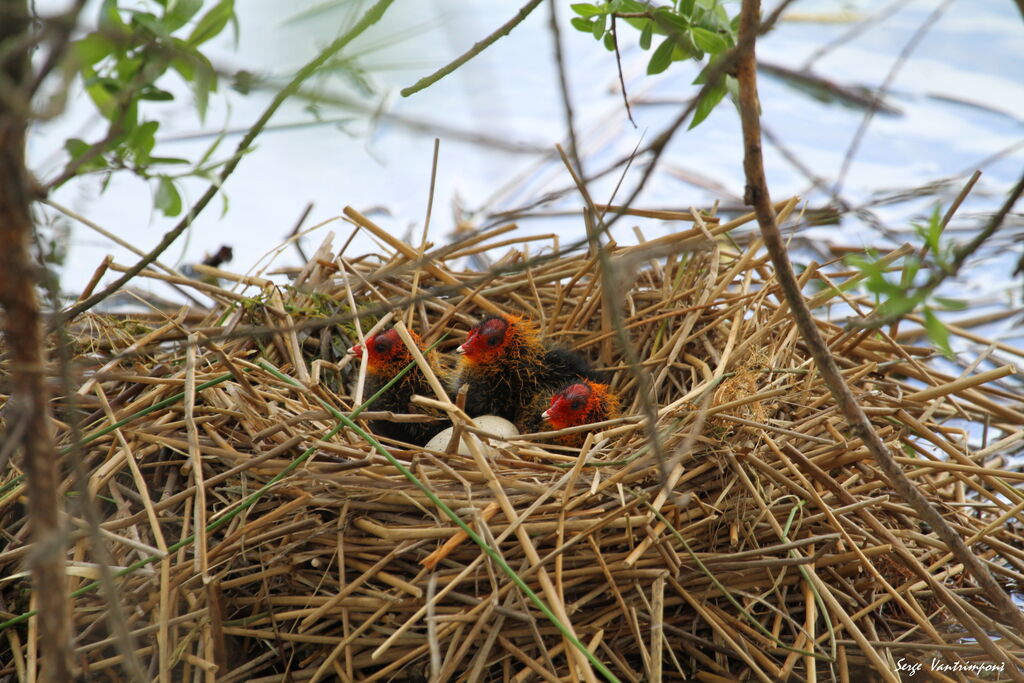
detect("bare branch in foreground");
top-left (736, 0), bottom-right (1024, 667)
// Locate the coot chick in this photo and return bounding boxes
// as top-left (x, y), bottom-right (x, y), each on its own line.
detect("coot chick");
top-left (348, 327), bottom-right (448, 445)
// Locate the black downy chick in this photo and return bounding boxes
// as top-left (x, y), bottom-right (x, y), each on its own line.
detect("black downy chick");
top-left (450, 314), bottom-right (603, 426)
top-left (348, 327), bottom-right (448, 445)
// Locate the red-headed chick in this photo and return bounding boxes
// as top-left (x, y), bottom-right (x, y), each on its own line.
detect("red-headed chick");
top-left (541, 380), bottom-right (620, 447)
top-left (348, 328), bottom-right (448, 446)
top-left (450, 313), bottom-right (603, 423)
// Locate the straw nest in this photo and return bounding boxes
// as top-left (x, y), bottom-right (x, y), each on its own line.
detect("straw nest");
top-left (3, 200), bottom-right (1024, 683)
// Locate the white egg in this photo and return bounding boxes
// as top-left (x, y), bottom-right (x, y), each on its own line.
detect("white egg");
top-left (471, 415), bottom-right (519, 439)
top-left (424, 415), bottom-right (519, 455)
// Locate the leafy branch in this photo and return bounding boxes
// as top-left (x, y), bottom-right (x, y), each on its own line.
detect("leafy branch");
top-left (569, 0), bottom-right (738, 128)
top-left (43, 0), bottom-right (239, 216)
top-left (845, 172), bottom-right (1024, 352)
top-left (64, 0), bottom-right (397, 320)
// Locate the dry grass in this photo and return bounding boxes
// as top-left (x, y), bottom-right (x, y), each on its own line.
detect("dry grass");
top-left (2, 199), bottom-right (1024, 682)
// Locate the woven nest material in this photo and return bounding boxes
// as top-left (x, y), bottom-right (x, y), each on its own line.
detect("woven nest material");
top-left (3, 200), bottom-right (1024, 682)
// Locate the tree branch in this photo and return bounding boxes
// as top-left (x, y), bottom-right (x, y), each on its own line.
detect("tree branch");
top-left (400, 0), bottom-right (544, 98)
top-left (610, 16), bottom-right (635, 128)
top-left (0, 2), bottom-right (72, 679)
top-left (736, 0), bottom-right (1024, 668)
top-left (548, 0), bottom-right (585, 177)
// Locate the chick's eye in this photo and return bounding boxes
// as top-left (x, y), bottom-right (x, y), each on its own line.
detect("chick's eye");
top-left (374, 340), bottom-right (388, 354)
top-left (570, 400), bottom-right (584, 412)
top-left (486, 336), bottom-right (500, 347)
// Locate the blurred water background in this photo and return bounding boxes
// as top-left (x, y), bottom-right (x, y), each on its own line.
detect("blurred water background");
top-left (31, 0), bottom-right (1024, 313)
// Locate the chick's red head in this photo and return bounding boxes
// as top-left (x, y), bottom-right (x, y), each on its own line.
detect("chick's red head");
top-left (348, 328), bottom-right (411, 373)
top-left (543, 382), bottom-right (598, 430)
top-left (457, 315), bottom-right (513, 364)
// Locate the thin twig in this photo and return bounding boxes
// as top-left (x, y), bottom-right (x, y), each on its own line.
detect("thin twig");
top-left (400, 0), bottom-right (544, 98)
top-left (832, 0), bottom-right (955, 198)
top-left (288, 202), bottom-right (314, 264)
top-left (799, 0), bottom-right (912, 71)
top-left (27, 0), bottom-right (89, 96)
top-left (611, 16), bottom-right (636, 128)
top-left (549, 0), bottom-right (586, 176)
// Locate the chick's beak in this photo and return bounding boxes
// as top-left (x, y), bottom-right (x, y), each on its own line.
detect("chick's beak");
top-left (455, 344), bottom-right (467, 355)
top-left (348, 344), bottom-right (363, 357)
top-left (541, 409), bottom-right (552, 420)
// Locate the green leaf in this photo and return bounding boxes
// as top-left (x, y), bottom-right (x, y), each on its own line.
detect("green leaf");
top-left (900, 255), bottom-right (920, 288)
top-left (875, 294), bottom-right (917, 319)
top-left (688, 80), bottom-right (726, 129)
top-left (712, 3), bottom-right (732, 31)
top-left (691, 26), bottom-right (728, 53)
top-left (73, 35), bottom-right (116, 67)
top-left (647, 36), bottom-right (675, 75)
top-left (603, 31), bottom-right (616, 51)
top-left (190, 52), bottom-right (218, 122)
top-left (164, 0), bottom-right (203, 31)
top-left (570, 17), bottom-right (594, 32)
top-left (932, 297), bottom-right (967, 311)
top-left (696, 3), bottom-right (733, 38)
top-left (172, 49), bottom-right (218, 122)
top-left (129, 11), bottom-right (171, 39)
top-left (114, 98), bottom-right (139, 139)
top-left (64, 138), bottom-right (109, 175)
top-left (848, 254), bottom-right (907, 300)
top-left (65, 138), bottom-right (91, 160)
top-left (639, 21), bottom-right (653, 49)
top-left (81, 65), bottom-right (117, 118)
top-left (228, 10), bottom-right (240, 45)
top-left (155, 176), bottom-right (183, 217)
top-left (171, 54), bottom-right (195, 82)
top-left (923, 307), bottom-right (953, 357)
top-left (673, 31), bottom-right (700, 59)
top-left (654, 8), bottom-right (689, 36)
top-left (231, 69), bottom-right (255, 95)
top-left (679, 0), bottom-right (697, 17)
top-left (99, 0), bottom-right (127, 34)
top-left (724, 74), bottom-right (739, 102)
top-left (926, 204), bottom-right (944, 253)
top-left (127, 120), bottom-right (159, 163)
top-left (870, 273), bottom-right (905, 299)
top-left (114, 54), bottom-right (143, 82)
top-left (139, 87), bottom-right (175, 101)
top-left (188, 0), bottom-right (234, 46)
top-left (928, 204), bottom-right (943, 235)
top-left (571, 3), bottom-right (605, 17)
top-left (592, 13), bottom-right (607, 39)
top-left (913, 219), bottom-right (942, 258)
